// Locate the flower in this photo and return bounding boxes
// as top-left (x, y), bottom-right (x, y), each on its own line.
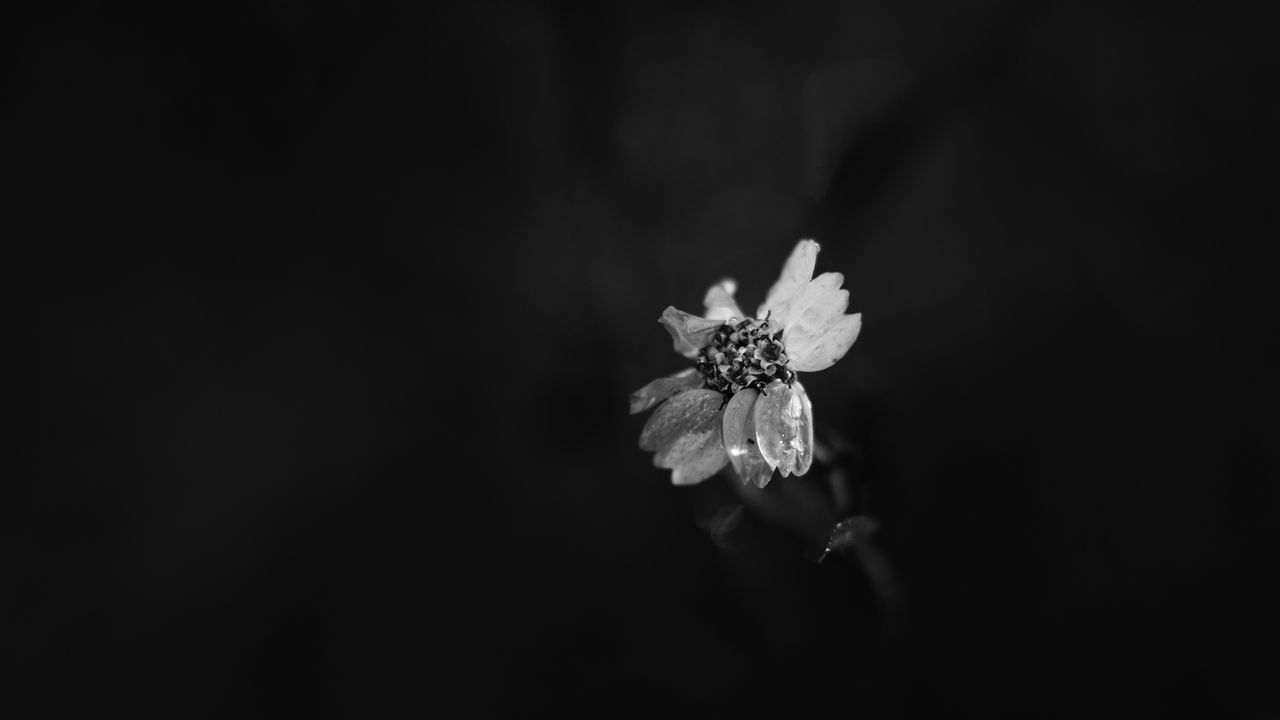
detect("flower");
top-left (631, 239), bottom-right (862, 487)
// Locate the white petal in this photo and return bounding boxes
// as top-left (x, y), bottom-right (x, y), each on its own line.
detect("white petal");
top-left (786, 272), bottom-right (850, 335)
top-left (721, 388), bottom-right (775, 488)
top-left (669, 432), bottom-right (729, 485)
top-left (787, 313), bottom-right (862, 372)
top-left (639, 389), bottom-right (722, 452)
top-left (658, 306), bottom-right (722, 359)
top-left (703, 278), bottom-right (744, 322)
top-left (647, 389), bottom-right (729, 486)
top-left (629, 369), bottom-right (704, 415)
top-left (757, 239), bottom-right (819, 327)
top-left (781, 271), bottom-right (853, 371)
top-left (753, 380), bottom-right (814, 478)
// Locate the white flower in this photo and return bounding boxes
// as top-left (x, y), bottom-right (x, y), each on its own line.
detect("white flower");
top-left (631, 239), bottom-right (862, 487)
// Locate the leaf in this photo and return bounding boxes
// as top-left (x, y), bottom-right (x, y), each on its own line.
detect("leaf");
top-left (819, 515), bottom-right (881, 561)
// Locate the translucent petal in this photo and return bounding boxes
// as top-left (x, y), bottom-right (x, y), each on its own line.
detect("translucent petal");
top-left (639, 388), bottom-right (722, 452)
top-left (753, 380), bottom-right (814, 478)
top-left (756, 239), bottom-right (819, 327)
top-left (659, 306), bottom-right (723, 359)
top-left (721, 388), bottom-right (776, 488)
top-left (703, 278), bottom-right (745, 322)
top-left (787, 313), bottom-right (862, 372)
top-left (791, 381), bottom-right (815, 476)
top-left (629, 368), bottom-right (705, 415)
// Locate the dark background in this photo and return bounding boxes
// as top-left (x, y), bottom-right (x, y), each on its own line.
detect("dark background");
top-left (8, 1), bottom-right (1278, 717)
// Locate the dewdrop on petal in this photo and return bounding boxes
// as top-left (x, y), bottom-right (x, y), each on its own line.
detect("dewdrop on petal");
top-left (630, 239), bottom-right (862, 487)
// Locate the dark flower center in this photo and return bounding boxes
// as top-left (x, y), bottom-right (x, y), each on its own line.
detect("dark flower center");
top-left (695, 317), bottom-right (795, 397)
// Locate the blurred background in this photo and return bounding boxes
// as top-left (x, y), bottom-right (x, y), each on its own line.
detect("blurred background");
top-left (8, 1), bottom-right (1279, 716)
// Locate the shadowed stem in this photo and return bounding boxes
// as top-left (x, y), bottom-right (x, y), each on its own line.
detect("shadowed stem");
top-left (723, 431), bottom-right (908, 643)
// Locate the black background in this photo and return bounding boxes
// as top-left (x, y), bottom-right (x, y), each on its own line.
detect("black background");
top-left (9, 1), bottom-right (1279, 717)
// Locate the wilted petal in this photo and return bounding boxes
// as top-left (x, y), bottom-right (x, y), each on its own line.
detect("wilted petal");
top-left (757, 239), bottom-right (819, 328)
top-left (721, 388), bottom-right (775, 488)
top-left (639, 388), bottom-right (723, 452)
top-left (629, 368), bottom-right (705, 414)
top-left (753, 380), bottom-right (814, 478)
top-left (787, 313), bottom-right (862, 372)
top-left (703, 278), bottom-right (745, 322)
top-left (659, 306), bottom-right (723, 359)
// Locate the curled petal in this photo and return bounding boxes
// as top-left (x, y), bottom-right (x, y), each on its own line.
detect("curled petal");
top-left (659, 306), bottom-right (723, 359)
top-left (639, 389), bottom-right (723, 452)
top-left (757, 239), bottom-right (819, 328)
top-left (629, 368), bottom-right (704, 415)
top-left (787, 313), bottom-right (862, 372)
top-left (722, 388), bottom-right (775, 488)
top-left (703, 278), bottom-right (745, 322)
top-left (753, 380), bottom-right (814, 478)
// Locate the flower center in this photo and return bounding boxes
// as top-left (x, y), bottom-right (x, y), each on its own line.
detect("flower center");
top-left (695, 317), bottom-right (795, 397)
